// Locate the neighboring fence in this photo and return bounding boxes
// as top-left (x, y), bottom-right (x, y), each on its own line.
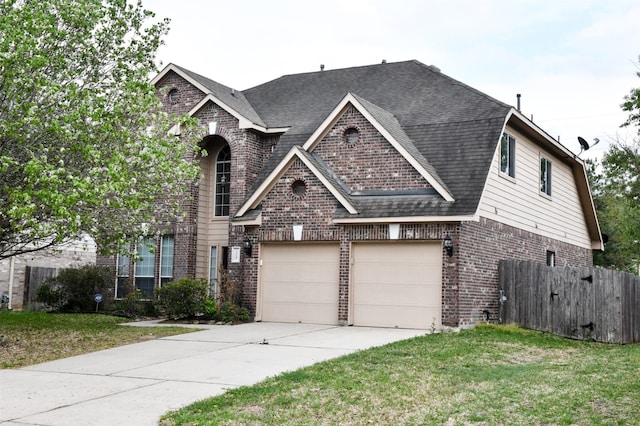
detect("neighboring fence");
top-left (499, 260), bottom-right (640, 344)
top-left (23, 266), bottom-right (60, 311)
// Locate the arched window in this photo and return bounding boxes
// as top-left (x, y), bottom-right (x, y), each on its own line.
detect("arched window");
top-left (214, 145), bottom-right (231, 216)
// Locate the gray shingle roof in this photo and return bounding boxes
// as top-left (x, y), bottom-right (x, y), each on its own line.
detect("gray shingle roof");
top-left (173, 60), bottom-right (514, 219)
top-left (238, 60), bottom-right (511, 218)
top-left (172, 64), bottom-right (266, 127)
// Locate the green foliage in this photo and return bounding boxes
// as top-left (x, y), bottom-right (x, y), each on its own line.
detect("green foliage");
top-left (204, 299), bottom-right (218, 319)
top-left (35, 283), bottom-right (67, 312)
top-left (113, 289), bottom-right (156, 318)
top-left (218, 301), bottom-right (250, 323)
top-left (588, 57), bottom-right (640, 272)
top-left (43, 265), bottom-right (113, 312)
top-left (162, 325), bottom-right (640, 425)
top-left (0, 0), bottom-right (201, 260)
top-left (155, 278), bottom-right (208, 319)
top-left (621, 55), bottom-right (640, 130)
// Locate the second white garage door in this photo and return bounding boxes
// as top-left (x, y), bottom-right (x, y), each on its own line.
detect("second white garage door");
top-left (259, 243), bottom-right (339, 325)
top-left (352, 242), bottom-right (442, 329)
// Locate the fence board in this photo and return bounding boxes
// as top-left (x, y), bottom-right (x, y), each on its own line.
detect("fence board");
top-left (499, 260), bottom-right (640, 344)
top-left (24, 266), bottom-right (60, 311)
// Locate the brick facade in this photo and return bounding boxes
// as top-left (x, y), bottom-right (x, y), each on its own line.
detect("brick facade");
top-left (455, 217), bottom-right (593, 326)
top-left (98, 68), bottom-right (596, 329)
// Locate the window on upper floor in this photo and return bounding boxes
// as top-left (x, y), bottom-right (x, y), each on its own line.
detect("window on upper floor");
top-left (214, 145), bottom-right (231, 216)
top-left (500, 133), bottom-right (516, 178)
top-left (540, 156), bottom-right (552, 196)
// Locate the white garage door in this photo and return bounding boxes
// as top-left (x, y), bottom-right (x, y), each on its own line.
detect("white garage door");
top-left (352, 242), bottom-right (442, 329)
top-left (259, 243), bottom-right (339, 325)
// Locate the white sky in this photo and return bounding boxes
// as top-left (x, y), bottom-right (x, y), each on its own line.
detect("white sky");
top-left (145, 0), bottom-right (640, 160)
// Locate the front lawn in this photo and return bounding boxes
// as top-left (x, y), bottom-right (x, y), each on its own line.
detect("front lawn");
top-left (0, 311), bottom-right (197, 368)
top-left (162, 324), bottom-right (639, 425)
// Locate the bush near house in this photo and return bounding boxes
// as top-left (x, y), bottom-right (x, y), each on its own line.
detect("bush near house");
top-left (35, 265), bottom-right (113, 312)
top-left (155, 277), bottom-right (250, 323)
top-left (155, 277), bottom-right (208, 319)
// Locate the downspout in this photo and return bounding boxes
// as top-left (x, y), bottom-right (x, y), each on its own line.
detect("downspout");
top-left (8, 256), bottom-right (15, 310)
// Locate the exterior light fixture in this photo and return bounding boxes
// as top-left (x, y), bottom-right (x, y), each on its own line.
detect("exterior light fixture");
top-left (243, 237), bottom-right (252, 256)
top-left (443, 234), bottom-right (453, 257)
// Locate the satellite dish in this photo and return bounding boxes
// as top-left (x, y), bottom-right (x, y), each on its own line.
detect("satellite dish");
top-left (578, 136), bottom-right (590, 151)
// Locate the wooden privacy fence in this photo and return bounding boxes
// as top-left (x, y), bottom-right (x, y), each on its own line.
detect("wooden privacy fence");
top-left (499, 260), bottom-right (640, 344)
top-left (24, 266), bottom-right (60, 311)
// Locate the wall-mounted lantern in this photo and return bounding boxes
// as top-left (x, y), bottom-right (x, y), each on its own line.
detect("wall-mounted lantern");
top-left (443, 234), bottom-right (453, 257)
top-left (243, 237), bottom-right (252, 256)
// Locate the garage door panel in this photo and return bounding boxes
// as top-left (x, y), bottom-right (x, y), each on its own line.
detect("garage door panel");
top-left (354, 305), bottom-right (440, 329)
top-left (355, 283), bottom-right (440, 306)
top-left (352, 242), bottom-right (442, 329)
top-left (260, 243), bottom-right (339, 325)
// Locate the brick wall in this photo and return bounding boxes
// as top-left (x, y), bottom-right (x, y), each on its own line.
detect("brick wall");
top-left (314, 106), bottom-right (431, 191)
top-left (456, 216), bottom-right (593, 326)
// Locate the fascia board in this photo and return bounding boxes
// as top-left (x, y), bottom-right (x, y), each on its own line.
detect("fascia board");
top-left (333, 214), bottom-right (479, 224)
top-left (154, 66), bottom-right (288, 134)
top-left (303, 93), bottom-right (454, 202)
top-left (231, 212), bottom-right (262, 226)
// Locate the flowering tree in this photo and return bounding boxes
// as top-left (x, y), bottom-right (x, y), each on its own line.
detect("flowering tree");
top-left (0, 0), bottom-right (201, 259)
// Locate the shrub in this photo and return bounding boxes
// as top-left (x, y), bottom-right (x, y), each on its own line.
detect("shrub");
top-left (155, 277), bottom-right (208, 319)
top-left (41, 265), bottom-right (113, 312)
top-left (204, 298), bottom-right (218, 319)
top-left (113, 289), bottom-right (157, 318)
top-left (35, 283), bottom-right (67, 311)
top-left (218, 301), bottom-right (250, 323)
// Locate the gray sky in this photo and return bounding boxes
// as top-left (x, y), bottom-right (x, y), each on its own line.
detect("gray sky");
top-left (145, 0), bottom-right (640, 160)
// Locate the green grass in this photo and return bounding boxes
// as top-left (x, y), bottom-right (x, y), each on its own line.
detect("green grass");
top-left (0, 311), bottom-right (197, 368)
top-left (162, 324), bottom-right (640, 425)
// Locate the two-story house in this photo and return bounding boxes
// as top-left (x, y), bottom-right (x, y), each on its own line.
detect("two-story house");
top-left (103, 60), bottom-right (602, 329)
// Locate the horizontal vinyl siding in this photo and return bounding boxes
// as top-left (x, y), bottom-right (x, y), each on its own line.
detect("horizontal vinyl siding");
top-left (478, 125), bottom-right (591, 249)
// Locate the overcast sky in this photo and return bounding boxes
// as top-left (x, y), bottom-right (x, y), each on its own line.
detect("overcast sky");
top-left (145, 0), bottom-right (640, 160)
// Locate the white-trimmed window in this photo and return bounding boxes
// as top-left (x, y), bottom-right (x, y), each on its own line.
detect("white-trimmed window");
top-left (214, 145), bottom-right (231, 216)
top-left (115, 235), bottom-right (174, 299)
top-left (160, 235), bottom-right (174, 286)
top-left (135, 237), bottom-right (155, 298)
top-left (115, 248), bottom-right (130, 299)
top-left (209, 246), bottom-right (218, 298)
top-left (546, 251), bottom-right (556, 267)
top-left (540, 156), bottom-right (552, 196)
top-left (500, 133), bottom-right (516, 178)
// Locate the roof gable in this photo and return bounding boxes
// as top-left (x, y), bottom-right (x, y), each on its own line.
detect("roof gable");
top-left (235, 146), bottom-right (357, 218)
top-left (303, 93), bottom-right (454, 202)
top-left (153, 64), bottom-right (287, 134)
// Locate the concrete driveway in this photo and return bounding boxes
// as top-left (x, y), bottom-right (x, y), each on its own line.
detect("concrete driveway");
top-left (0, 321), bottom-right (426, 426)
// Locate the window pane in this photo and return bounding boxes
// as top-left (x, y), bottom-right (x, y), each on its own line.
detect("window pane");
top-left (209, 246), bottom-right (218, 298)
top-left (135, 239), bottom-right (154, 277)
top-left (214, 145), bottom-right (231, 216)
top-left (540, 158), bottom-right (551, 195)
top-left (500, 133), bottom-right (515, 177)
top-left (116, 254), bottom-right (129, 277)
top-left (160, 235), bottom-right (174, 279)
top-left (500, 134), bottom-right (508, 173)
top-left (135, 277), bottom-right (155, 299)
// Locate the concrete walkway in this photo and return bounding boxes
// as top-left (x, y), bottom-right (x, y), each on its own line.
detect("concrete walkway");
top-left (0, 322), bottom-right (426, 425)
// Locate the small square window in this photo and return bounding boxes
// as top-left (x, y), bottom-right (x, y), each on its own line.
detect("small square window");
top-left (546, 251), bottom-right (555, 267)
top-left (500, 133), bottom-right (516, 178)
top-left (540, 156), bottom-right (552, 196)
